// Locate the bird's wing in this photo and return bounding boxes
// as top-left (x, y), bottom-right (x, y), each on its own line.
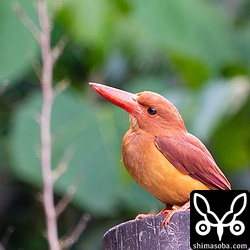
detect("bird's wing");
top-left (155, 134), bottom-right (231, 190)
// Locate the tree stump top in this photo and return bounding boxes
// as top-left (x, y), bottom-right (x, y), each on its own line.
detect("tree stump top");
top-left (103, 211), bottom-right (190, 250)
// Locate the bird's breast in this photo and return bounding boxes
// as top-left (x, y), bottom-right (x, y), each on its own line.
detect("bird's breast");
top-left (122, 129), bottom-right (209, 206)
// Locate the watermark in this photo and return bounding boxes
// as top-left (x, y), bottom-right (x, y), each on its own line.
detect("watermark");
top-left (190, 190), bottom-right (249, 249)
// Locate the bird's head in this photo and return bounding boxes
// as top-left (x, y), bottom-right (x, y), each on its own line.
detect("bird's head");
top-left (90, 83), bottom-right (186, 135)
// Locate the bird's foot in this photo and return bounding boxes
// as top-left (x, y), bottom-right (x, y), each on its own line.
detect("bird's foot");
top-left (135, 213), bottom-right (155, 220)
top-left (157, 204), bottom-right (173, 215)
top-left (161, 201), bottom-right (190, 227)
top-left (135, 204), bottom-right (172, 220)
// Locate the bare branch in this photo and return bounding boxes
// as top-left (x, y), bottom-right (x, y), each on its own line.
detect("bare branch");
top-left (38, 0), bottom-right (60, 248)
top-left (12, 1), bottom-right (40, 42)
top-left (52, 36), bottom-right (69, 64)
top-left (56, 186), bottom-right (76, 218)
top-left (52, 146), bottom-right (75, 182)
top-left (26, 34), bottom-right (66, 82)
top-left (1, 226), bottom-right (15, 249)
top-left (0, 80), bottom-right (10, 96)
top-left (0, 243), bottom-right (5, 250)
top-left (54, 79), bottom-right (70, 97)
top-left (15, 1), bottom-right (90, 249)
top-left (59, 213), bottom-right (91, 250)
top-left (32, 57), bottom-right (42, 81)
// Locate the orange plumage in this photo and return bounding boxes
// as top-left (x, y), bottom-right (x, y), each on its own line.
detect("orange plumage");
top-left (90, 83), bottom-right (231, 222)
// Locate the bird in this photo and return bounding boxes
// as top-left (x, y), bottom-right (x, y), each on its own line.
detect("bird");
top-left (89, 82), bottom-right (231, 224)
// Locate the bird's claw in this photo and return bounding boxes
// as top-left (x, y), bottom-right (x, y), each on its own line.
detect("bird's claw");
top-left (161, 201), bottom-right (190, 227)
top-left (135, 213), bottom-right (155, 220)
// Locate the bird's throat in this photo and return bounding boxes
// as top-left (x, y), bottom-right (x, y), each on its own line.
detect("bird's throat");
top-left (129, 114), bottom-right (139, 130)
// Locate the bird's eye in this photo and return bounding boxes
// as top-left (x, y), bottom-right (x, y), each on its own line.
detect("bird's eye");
top-left (147, 107), bottom-right (157, 115)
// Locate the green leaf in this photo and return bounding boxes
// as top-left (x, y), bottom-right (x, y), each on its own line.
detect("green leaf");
top-left (212, 106), bottom-right (250, 171)
top-left (114, 0), bottom-right (238, 85)
top-left (0, 0), bottom-right (39, 83)
top-left (9, 90), bottom-right (121, 216)
top-left (234, 23), bottom-right (250, 73)
top-left (9, 89), bottom-right (162, 216)
top-left (190, 78), bottom-right (250, 141)
top-left (131, 0), bottom-right (236, 65)
top-left (56, 0), bottom-right (112, 45)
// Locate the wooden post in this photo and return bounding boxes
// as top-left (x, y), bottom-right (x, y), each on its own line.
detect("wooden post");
top-left (103, 211), bottom-right (190, 250)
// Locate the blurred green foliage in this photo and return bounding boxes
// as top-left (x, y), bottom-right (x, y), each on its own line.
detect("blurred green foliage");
top-left (0, 0), bottom-right (250, 249)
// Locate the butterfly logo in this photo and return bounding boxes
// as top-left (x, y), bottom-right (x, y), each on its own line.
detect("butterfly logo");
top-left (193, 193), bottom-right (247, 241)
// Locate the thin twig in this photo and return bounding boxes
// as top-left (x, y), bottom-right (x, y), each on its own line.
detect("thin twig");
top-left (56, 186), bottom-right (76, 218)
top-left (1, 226), bottom-right (15, 249)
top-left (52, 36), bottom-right (69, 64)
top-left (59, 213), bottom-right (91, 250)
top-left (52, 145), bottom-right (75, 182)
top-left (0, 243), bottom-right (5, 250)
top-left (32, 57), bottom-right (42, 81)
top-left (54, 79), bottom-right (70, 97)
top-left (38, 0), bottom-right (60, 249)
top-left (15, 1), bottom-right (89, 249)
top-left (12, 1), bottom-right (40, 42)
top-left (0, 80), bottom-right (10, 96)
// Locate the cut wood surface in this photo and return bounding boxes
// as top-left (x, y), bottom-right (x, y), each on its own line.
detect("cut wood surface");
top-left (103, 211), bottom-right (190, 250)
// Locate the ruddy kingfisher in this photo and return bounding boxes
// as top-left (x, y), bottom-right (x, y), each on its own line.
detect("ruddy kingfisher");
top-left (89, 82), bottom-right (231, 224)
